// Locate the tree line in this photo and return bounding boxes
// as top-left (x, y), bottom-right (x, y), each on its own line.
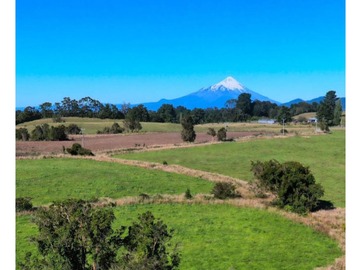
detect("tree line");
top-left (16, 91), bottom-right (343, 132)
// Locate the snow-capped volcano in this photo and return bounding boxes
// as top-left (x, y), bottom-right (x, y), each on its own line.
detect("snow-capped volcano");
top-left (136, 76), bottom-right (280, 110)
top-left (209, 76), bottom-right (246, 91)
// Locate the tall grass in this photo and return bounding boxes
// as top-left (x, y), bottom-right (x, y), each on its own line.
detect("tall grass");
top-left (114, 131), bottom-right (345, 207)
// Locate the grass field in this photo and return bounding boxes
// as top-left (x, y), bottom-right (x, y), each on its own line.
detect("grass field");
top-left (114, 131), bottom-right (345, 207)
top-left (16, 158), bottom-right (214, 206)
top-left (17, 117), bottom-right (320, 135)
top-left (16, 203), bottom-right (342, 269)
top-left (16, 117), bottom-right (183, 134)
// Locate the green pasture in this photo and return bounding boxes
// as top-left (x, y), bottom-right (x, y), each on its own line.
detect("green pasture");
top-left (17, 117), bottom-right (319, 135)
top-left (114, 131), bottom-right (345, 207)
top-left (16, 117), bottom-right (183, 134)
top-left (16, 158), bottom-right (213, 206)
top-left (17, 203), bottom-right (342, 269)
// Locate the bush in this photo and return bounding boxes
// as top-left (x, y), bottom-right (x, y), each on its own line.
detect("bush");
top-left (66, 124), bottom-right (81, 134)
top-left (184, 188), bottom-right (192, 199)
top-left (16, 128), bottom-right (30, 141)
top-left (66, 143), bottom-right (94, 156)
top-left (217, 127), bottom-right (227, 141)
top-left (16, 197), bottom-right (33, 212)
top-left (251, 159), bottom-right (324, 214)
top-left (211, 182), bottom-right (239, 199)
top-left (97, 123), bottom-right (125, 134)
top-left (49, 125), bottom-right (68, 141)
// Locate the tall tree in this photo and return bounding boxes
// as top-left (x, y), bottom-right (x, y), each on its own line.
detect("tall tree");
top-left (333, 99), bottom-right (343, 126)
top-left (39, 102), bottom-right (53, 118)
top-left (316, 90), bottom-right (338, 130)
top-left (276, 106), bottom-right (292, 124)
top-left (236, 93), bottom-right (252, 116)
top-left (180, 115), bottom-right (196, 142)
top-left (157, 104), bottom-right (177, 123)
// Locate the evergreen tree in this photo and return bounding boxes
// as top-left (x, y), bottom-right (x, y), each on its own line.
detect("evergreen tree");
top-left (317, 90), bottom-right (338, 130)
top-left (180, 116), bottom-right (196, 142)
top-left (333, 99), bottom-right (343, 126)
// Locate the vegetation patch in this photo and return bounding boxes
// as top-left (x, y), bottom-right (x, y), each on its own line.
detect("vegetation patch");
top-left (16, 158), bottom-right (213, 206)
top-left (114, 131), bottom-right (345, 207)
top-left (17, 203), bottom-right (342, 270)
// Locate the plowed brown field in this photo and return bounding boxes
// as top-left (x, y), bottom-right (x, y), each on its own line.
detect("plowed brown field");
top-left (16, 131), bottom-right (259, 156)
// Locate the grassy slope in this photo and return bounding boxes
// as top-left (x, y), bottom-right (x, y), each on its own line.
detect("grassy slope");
top-left (17, 117), bottom-right (319, 135)
top-left (114, 131), bottom-right (345, 207)
top-left (16, 117), bottom-right (182, 134)
top-left (16, 158), bottom-right (213, 206)
top-left (17, 203), bottom-right (342, 270)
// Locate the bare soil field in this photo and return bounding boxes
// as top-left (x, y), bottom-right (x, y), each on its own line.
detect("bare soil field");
top-left (16, 131), bottom-right (260, 156)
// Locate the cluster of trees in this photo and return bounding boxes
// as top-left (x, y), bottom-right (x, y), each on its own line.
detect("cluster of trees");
top-left (16, 123), bottom-right (84, 141)
top-left (16, 92), bottom-right (343, 135)
top-left (19, 199), bottom-right (180, 270)
top-left (16, 94), bottom-right (326, 126)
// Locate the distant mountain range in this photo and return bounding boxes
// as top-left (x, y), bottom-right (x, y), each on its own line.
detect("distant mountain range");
top-left (133, 76), bottom-right (345, 111)
top-left (16, 76), bottom-right (346, 111)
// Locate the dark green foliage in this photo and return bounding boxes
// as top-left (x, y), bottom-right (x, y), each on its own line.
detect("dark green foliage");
top-left (211, 182), bottom-right (239, 199)
top-left (30, 124), bottom-right (68, 141)
top-left (66, 124), bottom-right (82, 134)
top-left (49, 125), bottom-right (68, 141)
top-left (317, 90), bottom-right (338, 130)
top-left (66, 143), bottom-right (94, 156)
top-left (98, 122), bottom-right (125, 134)
top-left (20, 199), bottom-right (124, 270)
top-left (16, 106), bottom-right (42, 124)
top-left (276, 106), bottom-right (292, 124)
top-left (157, 104), bottom-right (177, 123)
top-left (16, 197), bottom-right (33, 212)
top-left (217, 127), bottom-right (227, 141)
top-left (251, 160), bottom-right (324, 214)
top-left (119, 211), bottom-right (180, 270)
top-left (333, 99), bottom-right (343, 126)
top-left (180, 116), bottom-right (196, 142)
top-left (236, 93), bottom-right (252, 121)
top-left (16, 128), bottom-right (30, 141)
top-left (162, 160), bottom-right (168, 165)
top-left (184, 188), bottom-right (192, 199)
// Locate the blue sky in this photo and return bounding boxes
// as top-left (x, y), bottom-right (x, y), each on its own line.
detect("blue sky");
top-left (16, 0), bottom-right (345, 107)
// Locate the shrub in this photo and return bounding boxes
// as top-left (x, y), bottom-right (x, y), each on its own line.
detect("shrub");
top-left (49, 125), bottom-right (68, 141)
top-left (98, 123), bottom-right (125, 134)
top-left (16, 128), bottom-right (30, 141)
top-left (251, 159), bottom-right (324, 214)
top-left (66, 124), bottom-right (81, 134)
top-left (217, 127), bottom-right (227, 141)
top-left (211, 182), bottom-right (239, 199)
top-left (31, 124), bottom-right (50, 141)
top-left (184, 188), bottom-right (192, 199)
top-left (66, 143), bottom-right (94, 156)
top-left (162, 160), bottom-right (168, 165)
top-left (280, 128), bottom-right (288, 134)
top-left (207, 128), bottom-right (216, 140)
top-left (16, 197), bottom-right (33, 212)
